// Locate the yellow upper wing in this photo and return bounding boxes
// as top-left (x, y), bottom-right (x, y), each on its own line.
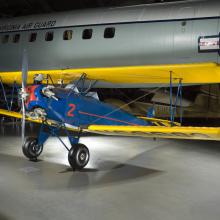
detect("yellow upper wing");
top-left (0, 62), bottom-right (220, 85)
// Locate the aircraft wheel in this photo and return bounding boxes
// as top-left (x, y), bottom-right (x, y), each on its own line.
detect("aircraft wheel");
top-left (22, 137), bottom-right (43, 161)
top-left (68, 144), bottom-right (90, 170)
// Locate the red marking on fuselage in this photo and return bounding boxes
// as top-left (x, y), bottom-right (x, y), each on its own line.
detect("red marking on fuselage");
top-left (78, 111), bottom-right (138, 126)
top-left (25, 85), bottom-right (39, 108)
top-left (67, 104), bottom-right (76, 117)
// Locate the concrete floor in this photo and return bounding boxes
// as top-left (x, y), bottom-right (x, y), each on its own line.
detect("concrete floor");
top-left (0, 122), bottom-right (220, 220)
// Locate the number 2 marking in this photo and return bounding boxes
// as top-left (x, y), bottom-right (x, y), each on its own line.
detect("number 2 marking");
top-left (67, 103), bottom-right (76, 117)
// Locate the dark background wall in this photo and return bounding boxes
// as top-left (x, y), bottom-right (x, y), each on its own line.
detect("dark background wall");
top-left (0, 0), bottom-right (183, 17)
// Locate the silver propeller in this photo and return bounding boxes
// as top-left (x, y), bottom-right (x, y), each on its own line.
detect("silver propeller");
top-left (21, 49), bottom-right (28, 145)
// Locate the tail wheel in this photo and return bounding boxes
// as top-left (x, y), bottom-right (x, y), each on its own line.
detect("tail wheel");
top-left (22, 137), bottom-right (43, 161)
top-left (68, 144), bottom-right (90, 170)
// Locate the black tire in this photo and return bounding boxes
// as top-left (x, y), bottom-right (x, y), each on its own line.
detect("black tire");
top-left (22, 137), bottom-right (43, 160)
top-left (68, 144), bottom-right (90, 170)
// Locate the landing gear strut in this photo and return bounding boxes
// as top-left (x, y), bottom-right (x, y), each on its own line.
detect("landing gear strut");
top-left (22, 123), bottom-right (90, 171)
top-left (22, 137), bottom-right (43, 161)
top-left (68, 143), bottom-right (90, 170)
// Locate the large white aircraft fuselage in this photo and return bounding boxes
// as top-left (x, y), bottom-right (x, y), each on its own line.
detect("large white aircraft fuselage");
top-left (0, 0), bottom-right (219, 88)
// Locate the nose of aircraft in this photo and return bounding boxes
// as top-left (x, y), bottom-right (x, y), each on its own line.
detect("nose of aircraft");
top-left (24, 85), bottom-right (39, 108)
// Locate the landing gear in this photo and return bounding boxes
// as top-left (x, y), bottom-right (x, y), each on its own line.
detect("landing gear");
top-left (22, 123), bottom-right (90, 171)
top-left (22, 137), bottom-right (43, 161)
top-left (68, 144), bottom-right (90, 170)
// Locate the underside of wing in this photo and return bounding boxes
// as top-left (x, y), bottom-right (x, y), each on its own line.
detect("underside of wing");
top-left (86, 125), bottom-right (220, 141)
top-left (1, 62), bottom-right (220, 87)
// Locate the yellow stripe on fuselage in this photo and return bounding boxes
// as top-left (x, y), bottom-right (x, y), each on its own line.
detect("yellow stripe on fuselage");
top-left (0, 62), bottom-right (220, 85)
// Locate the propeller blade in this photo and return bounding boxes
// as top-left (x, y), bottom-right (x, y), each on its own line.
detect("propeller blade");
top-left (21, 49), bottom-right (28, 145)
top-left (21, 98), bottom-right (25, 145)
top-left (22, 49), bottom-right (28, 89)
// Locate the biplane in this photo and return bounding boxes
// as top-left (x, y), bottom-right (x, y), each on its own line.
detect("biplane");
top-left (1, 0), bottom-right (220, 170)
top-left (0, 50), bottom-right (220, 171)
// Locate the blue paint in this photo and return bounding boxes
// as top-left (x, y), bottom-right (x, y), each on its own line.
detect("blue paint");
top-left (38, 124), bottom-right (50, 145)
top-left (147, 106), bottom-right (155, 118)
top-left (26, 85), bottom-right (149, 127)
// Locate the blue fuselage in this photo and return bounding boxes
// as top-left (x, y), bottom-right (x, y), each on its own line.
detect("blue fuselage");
top-left (26, 85), bottom-right (149, 127)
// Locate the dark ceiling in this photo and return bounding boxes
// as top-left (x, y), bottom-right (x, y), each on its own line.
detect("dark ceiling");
top-left (0, 0), bottom-right (183, 18)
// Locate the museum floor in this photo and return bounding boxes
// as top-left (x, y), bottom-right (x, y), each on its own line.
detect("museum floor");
top-left (0, 122), bottom-right (220, 220)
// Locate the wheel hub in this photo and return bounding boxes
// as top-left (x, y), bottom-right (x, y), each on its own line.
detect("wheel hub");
top-left (79, 152), bottom-right (86, 161)
top-left (29, 139), bottom-right (43, 156)
top-left (32, 144), bottom-right (40, 153)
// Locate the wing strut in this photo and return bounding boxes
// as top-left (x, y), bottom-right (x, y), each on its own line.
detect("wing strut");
top-left (169, 71), bottom-right (183, 126)
top-left (67, 73), bottom-right (98, 96)
top-left (0, 77), bottom-right (18, 114)
top-left (0, 77), bottom-right (9, 110)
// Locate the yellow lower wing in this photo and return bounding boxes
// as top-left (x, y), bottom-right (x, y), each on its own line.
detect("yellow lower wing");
top-left (0, 109), bottom-right (23, 119)
top-left (87, 125), bottom-right (220, 141)
top-left (1, 109), bottom-right (220, 141)
top-left (0, 109), bottom-right (55, 126)
top-left (0, 62), bottom-right (220, 85)
top-left (0, 109), bottom-right (80, 132)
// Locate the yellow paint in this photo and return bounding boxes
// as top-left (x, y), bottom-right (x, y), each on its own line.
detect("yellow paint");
top-left (0, 109), bottom-right (80, 132)
top-left (88, 125), bottom-right (220, 141)
top-left (0, 62), bottom-right (220, 85)
top-left (0, 108), bottom-right (45, 124)
top-left (139, 116), bottom-right (180, 127)
top-left (1, 109), bottom-right (220, 141)
top-left (0, 109), bottom-right (58, 127)
top-left (0, 109), bottom-right (23, 119)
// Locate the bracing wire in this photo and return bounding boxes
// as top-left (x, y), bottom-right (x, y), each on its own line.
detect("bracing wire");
top-left (90, 85), bottom-right (167, 125)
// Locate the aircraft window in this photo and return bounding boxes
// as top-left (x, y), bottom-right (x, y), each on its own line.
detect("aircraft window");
top-left (45, 31), bottom-right (54, 41)
top-left (82, 29), bottom-right (93, 40)
top-left (13, 34), bottom-right (20, 43)
top-left (63, 30), bottom-right (73, 40)
top-left (2, 35), bottom-right (9, 44)
top-left (29, 33), bottom-right (37, 42)
top-left (104, 27), bottom-right (115, 38)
